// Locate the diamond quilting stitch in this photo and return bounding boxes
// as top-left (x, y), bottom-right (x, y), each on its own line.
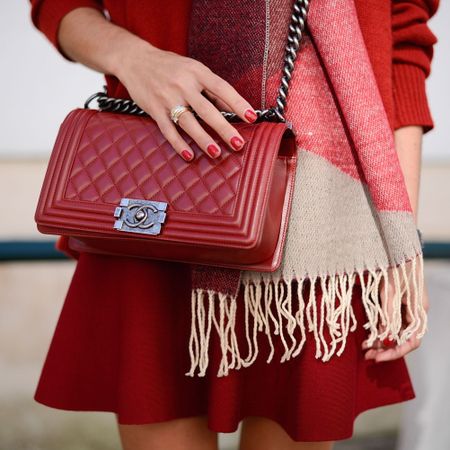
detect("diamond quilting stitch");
top-left (65, 112), bottom-right (244, 216)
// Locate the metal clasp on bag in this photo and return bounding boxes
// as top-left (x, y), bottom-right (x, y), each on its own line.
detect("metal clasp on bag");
top-left (113, 198), bottom-right (168, 235)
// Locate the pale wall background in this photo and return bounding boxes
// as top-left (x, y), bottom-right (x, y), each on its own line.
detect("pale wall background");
top-left (0, 1), bottom-right (449, 161)
top-left (0, 2), bottom-right (449, 450)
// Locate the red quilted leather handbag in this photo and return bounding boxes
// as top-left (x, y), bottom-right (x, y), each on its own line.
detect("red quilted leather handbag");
top-left (34, 4), bottom-right (308, 272)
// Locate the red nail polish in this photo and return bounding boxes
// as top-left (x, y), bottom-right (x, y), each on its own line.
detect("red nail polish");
top-left (207, 144), bottom-right (221, 158)
top-left (244, 109), bottom-right (257, 123)
top-left (181, 149), bottom-right (193, 161)
top-left (382, 337), bottom-right (396, 348)
top-left (230, 136), bottom-right (244, 151)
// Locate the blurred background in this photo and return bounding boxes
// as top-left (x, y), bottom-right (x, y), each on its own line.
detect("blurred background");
top-left (0, 2), bottom-right (449, 450)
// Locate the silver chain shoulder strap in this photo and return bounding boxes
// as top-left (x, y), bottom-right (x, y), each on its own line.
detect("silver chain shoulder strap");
top-left (85, 0), bottom-right (310, 123)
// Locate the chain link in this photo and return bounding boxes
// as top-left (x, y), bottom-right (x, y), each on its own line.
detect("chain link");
top-left (85, 0), bottom-right (310, 123)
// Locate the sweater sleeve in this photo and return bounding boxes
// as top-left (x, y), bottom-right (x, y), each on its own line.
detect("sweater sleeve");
top-left (30, 0), bottom-right (105, 61)
top-left (392, 0), bottom-right (439, 132)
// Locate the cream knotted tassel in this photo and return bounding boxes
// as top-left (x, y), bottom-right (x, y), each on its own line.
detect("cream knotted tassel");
top-left (185, 253), bottom-right (427, 378)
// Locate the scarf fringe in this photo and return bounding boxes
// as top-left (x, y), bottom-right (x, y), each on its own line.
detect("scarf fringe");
top-left (185, 253), bottom-right (427, 378)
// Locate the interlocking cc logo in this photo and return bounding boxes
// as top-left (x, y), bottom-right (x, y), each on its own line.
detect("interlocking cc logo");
top-left (113, 198), bottom-right (168, 235)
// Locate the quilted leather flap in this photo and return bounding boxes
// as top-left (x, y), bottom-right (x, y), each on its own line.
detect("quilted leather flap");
top-left (66, 111), bottom-right (259, 216)
top-left (36, 109), bottom-right (296, 241)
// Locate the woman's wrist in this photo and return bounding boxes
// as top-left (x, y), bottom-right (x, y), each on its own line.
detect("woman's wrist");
top-left (417, 228), bottom-right (425, 250)
top-left (58, 7), bottom-right (160, 79)
top-left (110, 35), bottom-right (161, 83)
top-left (394, 125), bottom-right (423, 224)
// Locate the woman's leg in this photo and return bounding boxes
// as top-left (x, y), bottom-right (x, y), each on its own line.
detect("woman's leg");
top-left (239, 417), bottom-right (334, 450)
top-left (117, 416), bottom-right (218, 450)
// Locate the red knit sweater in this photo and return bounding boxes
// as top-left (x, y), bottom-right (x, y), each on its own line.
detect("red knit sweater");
top-left (30, 0), bottom-right (439, 131)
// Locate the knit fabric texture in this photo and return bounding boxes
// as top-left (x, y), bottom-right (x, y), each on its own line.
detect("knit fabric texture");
top-left (184, 0), bottom-right (428, 377)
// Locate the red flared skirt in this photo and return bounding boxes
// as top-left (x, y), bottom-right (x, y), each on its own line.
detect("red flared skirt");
top-left (34, 252), bottom-right (415, 442)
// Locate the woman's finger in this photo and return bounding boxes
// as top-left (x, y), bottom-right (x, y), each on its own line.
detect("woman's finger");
top-left (362, 269), bottom-right (402, 356)
top-left (187, 92), bottom-right (246, 152)
top-left (175, 109), bottom-right (222, 159)
top-left (202, 71), bottom-right (258, 123)
top-left (154, 113), bottom-right (195, 162)
top-left (364, 348), bottom-right (384, 360)
top-left (374, 335), bottom-right (420, 362)
top-left (201, 88), bottom-right (233, 113)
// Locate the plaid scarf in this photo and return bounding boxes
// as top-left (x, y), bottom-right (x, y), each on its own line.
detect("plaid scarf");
top-left (185, 0), bottom-right (427, 377)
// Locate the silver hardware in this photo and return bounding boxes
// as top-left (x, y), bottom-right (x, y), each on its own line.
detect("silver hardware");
top-left (85, 0), bottom-right (310, 124)
top-left (113, 198), bottom-right (168, 235)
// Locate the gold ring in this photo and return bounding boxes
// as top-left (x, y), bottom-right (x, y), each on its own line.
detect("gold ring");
top-left (170, 105), bottom-right (192, 124)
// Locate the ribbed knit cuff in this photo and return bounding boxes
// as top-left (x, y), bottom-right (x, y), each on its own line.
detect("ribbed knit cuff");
top-left (392, 63), bottom-right (434, 133)
top-left (31, 0), bottom-right (105, 61)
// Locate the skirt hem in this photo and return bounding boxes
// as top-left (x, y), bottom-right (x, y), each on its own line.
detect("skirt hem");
top-left (33, 388), bottom-right (416, 442)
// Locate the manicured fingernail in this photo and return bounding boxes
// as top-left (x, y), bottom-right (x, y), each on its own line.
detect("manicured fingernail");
top-left (181, 149), bottom-right (194, 161)
top-left (244, 109), bottom-right (257, 123)
top-left (382, 337), bottom-right (396, 348)
top-left (207, 144), bottom-right (221, 158)
top-left (230, 136), bottom-right (244, 151)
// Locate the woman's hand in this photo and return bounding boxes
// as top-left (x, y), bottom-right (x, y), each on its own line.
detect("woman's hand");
top-left (362, 261), bottom-right (430, 362)
top-left (116, 44), bottom-right (258, 161)
top-left (57, 7), bottom-right (258, 162)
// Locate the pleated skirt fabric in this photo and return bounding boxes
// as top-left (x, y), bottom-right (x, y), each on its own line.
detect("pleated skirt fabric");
top-left (34, 253), bottom-right (416, 442)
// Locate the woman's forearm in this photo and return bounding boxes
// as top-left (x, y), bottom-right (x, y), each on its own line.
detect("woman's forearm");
top-left (57, 7), bottom-right (156, 78)
top-left (56, 7), bottom-right (256, 161)
top-left (394, 125), bottom-right (423, 224)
